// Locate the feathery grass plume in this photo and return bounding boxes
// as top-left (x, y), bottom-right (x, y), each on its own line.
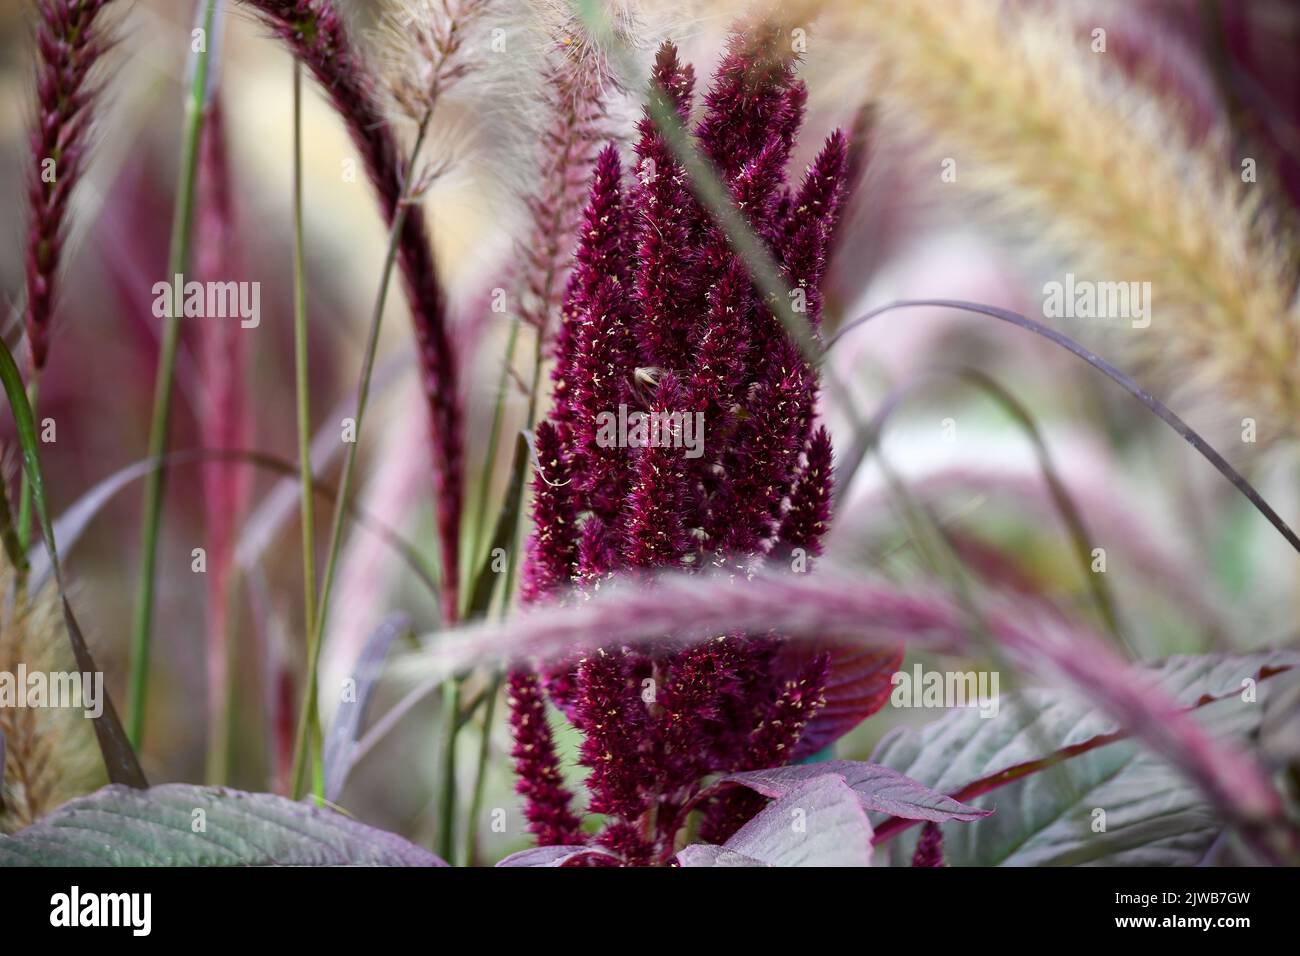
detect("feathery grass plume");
top-left (421, 561), bottom-right (1284, 830)
top-left (513, 13), bottom-right (617, 338)
top-left (853, 0), bottom-right (1300, 438)
top-left (194, 97), bottom-right (251, 782)
top-left (24, 0), bottom-right (119, 371)
top-left (0, 553), bottom-right (105, 833)
top-left (241, 0), bottom-right (465, 621)
top-left (376, 0), bottom-right (494, 125)
top-left (505, 25), bottom-right (863, 863)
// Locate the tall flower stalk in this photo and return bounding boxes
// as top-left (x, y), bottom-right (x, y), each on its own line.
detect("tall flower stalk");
top-left (270, 0), bottom-right (490, 800)
top-left (467, 14), bottom-right (611, 574)
top-left (288, 62), bottom-right (320, 798)
top-left (507, 27), bottom-right (854, 864)
top-left (242, 0), bottom-right (465, 624)
top-left (20, 0), bottom-right (120, 553)
top-left (194, 95), bottom-right (252, 784)
top-left (24, 0), bottom-right (118, 374)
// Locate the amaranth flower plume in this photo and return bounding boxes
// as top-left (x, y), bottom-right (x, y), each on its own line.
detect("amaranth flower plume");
top-left (506, 24), bottom-right (888, 865)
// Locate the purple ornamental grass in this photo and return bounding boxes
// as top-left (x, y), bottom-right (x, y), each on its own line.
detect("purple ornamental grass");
top-left (505, 27), bottom-right (897, 865)
top-left (241, 0), bottom-right (464, 622)
top-left (455, 562), bottom-right (1285, 831)
top-left (515, 38), bottom-right (609, 337)
top-left (194, 97), bottom-right (252, 771)
top-left (24, 0), bottom-right (118, 372)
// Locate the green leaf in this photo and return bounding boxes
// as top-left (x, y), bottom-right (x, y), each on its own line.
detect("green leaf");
top-left (0, 334), bottom-right (146, 788)
top-left (465, 432), bottom-right (530, 618)
top-left (872, 652), bottom-right (1295, 866)
top-left (0, 784), bottom-right (445, 866)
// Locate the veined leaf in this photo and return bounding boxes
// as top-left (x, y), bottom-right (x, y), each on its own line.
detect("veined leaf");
top-left (725, 760), bottom-right (990, 823)
top-left (496, 845), bottom-right (615, 867)
top-left (678, 775), bottom-right (874, 867)
top-left (872, 652), bottom-right (1295, 866)
top-left (0, 784), bottom-right (444, 867)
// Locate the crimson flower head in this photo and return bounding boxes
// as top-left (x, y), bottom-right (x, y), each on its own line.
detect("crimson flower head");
top-left (507, 23), bottom-right (880, 865)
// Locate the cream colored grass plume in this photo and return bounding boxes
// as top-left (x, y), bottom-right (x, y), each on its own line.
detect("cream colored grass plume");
top-left (0, 556), bottom-right (105, 833)
top-left (851, 0), bottom-right (1300, 439)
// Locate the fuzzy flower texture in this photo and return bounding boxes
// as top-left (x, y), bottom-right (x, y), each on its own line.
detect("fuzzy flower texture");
top-left (25, 0), bottom-right (117, 372)
top-left (508, 26), bottom-right (879, 866)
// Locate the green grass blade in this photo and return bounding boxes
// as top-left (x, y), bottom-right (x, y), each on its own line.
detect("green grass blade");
top-left (0, 333), bottom-right (147, 788)
top-left (291, 61), bottom-right (318, 697)
top-left (15, 378), bottom-right (39, 555)
top-left (290, 111), bottom-right (435, 801)
top-left (288, 61), bottom-right (321, 801)
top-left (127, 0), bottom-right (220, 747)
top-left (465, 318), bottom-right (521, 579)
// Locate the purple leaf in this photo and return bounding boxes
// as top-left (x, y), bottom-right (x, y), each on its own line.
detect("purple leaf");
top-left (679, 775), bottom-right (873, 867)
top-left (675, 845), bottom-right (768, 867)
top-left (779, 643), bottom-right (903, 758)
top-left (724, 760), bottom-right (992, 823)
top-left (496, 845), bottom-right (616, 867)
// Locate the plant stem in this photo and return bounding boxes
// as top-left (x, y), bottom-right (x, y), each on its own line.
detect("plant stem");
top-left (457, 328), bottom-right (545, 860)
top-left (437, 680), bottom-right (461, 860)
top-left (286, 62), bottom-right (320, 799)
top-left (15, 376), bottom-right (39, 558)
top-left (450, 221), bottom-right (548, 857)
top-left (292, 62), bottom-right (318, 679)
top-left (290, 111), bottom-right (433, 801)
top-left (126, 0), bottom-right (218, 747)
top-left (460, 673), bottom-right (500, 866)
top-left (465, 318), bottom-right (521, 584)
top-left (204, 569), bottom-right (241, 785)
